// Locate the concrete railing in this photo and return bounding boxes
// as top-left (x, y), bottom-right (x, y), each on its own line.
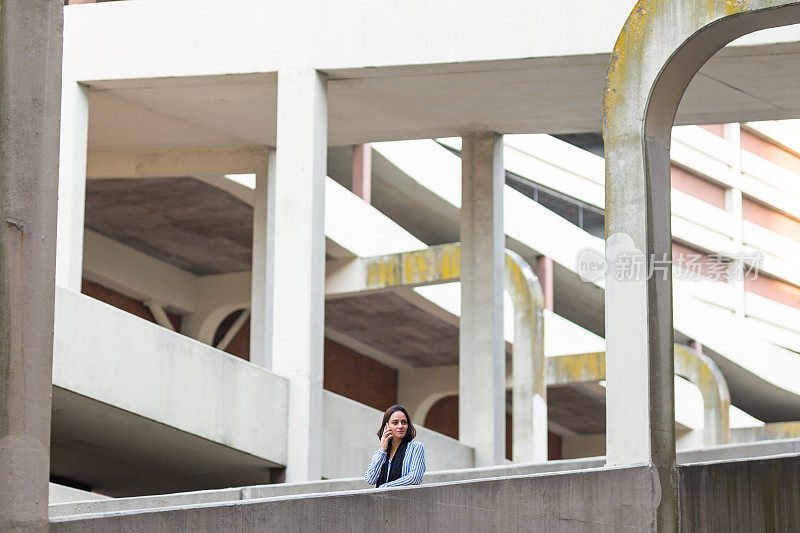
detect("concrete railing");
top-left (49, 438), bottom-right (800, 519)
top-left (49, 452), bottom-right (800, 531)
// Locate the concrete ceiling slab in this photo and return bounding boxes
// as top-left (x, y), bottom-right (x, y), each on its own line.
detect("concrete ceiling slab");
top-left (51, 387), bottom-right (279, 497)
top-left (85, 42), bottom-right (800, 151)
top-left (85, 177), bottom-right (253, 275)
top-left (325, 292), bottom-right (459, 367)
top-left (547, 383), bottom-right (607, 435)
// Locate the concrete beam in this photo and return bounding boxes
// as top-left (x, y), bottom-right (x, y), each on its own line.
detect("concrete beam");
top-left (271, 68), bottom-right (328, 482)
top-left (460, 132), bottom-right (505, 467)
top-left (603, 1), bottom-right (800, 529)
top-left (86, 147), bottom-right (263, 179)
top-left (0, 1), bottom-right (63, 530)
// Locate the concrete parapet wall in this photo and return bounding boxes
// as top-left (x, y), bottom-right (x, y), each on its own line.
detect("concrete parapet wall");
top-left (53, 287), bottom-right (289, 464)
top-left (679, 454), bottom-right (800, 532)
top-left (322, 391), bottom-right (474, 479)
top-left (50, 439), bottom-right (800, 519)
top-left (51, 465), bottom-right (659, 532)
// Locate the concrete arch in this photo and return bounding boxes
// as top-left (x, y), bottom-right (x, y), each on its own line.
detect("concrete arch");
top-left (359, 243), bottom-right (547, 462)
top-left (415, 390), bottom-right (459, 427)
top-left (184, 302), bottom-right (249, 346)
top-left (548, 344), bottom-right (731, 447)
top-left (603, 1), bottom-right (800, 526)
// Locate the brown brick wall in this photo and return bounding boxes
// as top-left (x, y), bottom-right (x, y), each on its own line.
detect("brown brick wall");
top-left (424, 394), bottom-right (562, 461)
top-left (670, 165), bottom-right (726, 209)
top-left (81, 279), bottom-right (181, 330)
top-left (323, 338), bottom-right (397, 412)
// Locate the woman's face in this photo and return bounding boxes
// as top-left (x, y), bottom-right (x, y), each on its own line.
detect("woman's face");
top-left (387, 410), bottom-right (408, 440)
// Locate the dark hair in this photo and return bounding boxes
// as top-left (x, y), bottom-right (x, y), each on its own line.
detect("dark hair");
top-left (376, 405), bottom-right (416, 442)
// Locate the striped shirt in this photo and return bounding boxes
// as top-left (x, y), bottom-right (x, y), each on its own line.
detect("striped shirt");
top-left (364, 440), bottom-right (426, 487)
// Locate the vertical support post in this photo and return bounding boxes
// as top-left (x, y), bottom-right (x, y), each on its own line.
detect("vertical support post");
top-left (272, 69), bottom-right (327, 482)
top-left (250, 149), bottom-right (277, 368)
top-left (724, 123), bottom-right (745, 318)
top-left (351, 143), bottom-right (372, 203)
top-left (459, 132), bottom-right (505, 466)
top-left (535, 256), bottom-right (554, 311)
top-left (56, 81), bottom-right (89, 291)
top-left (0, 1), bottom-right (63, 530)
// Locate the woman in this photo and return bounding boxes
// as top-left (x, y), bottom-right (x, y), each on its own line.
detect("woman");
top-left (364, 405), bottom-right (425, 487)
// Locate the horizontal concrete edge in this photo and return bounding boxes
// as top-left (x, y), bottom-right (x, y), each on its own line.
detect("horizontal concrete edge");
top-left (51, 464), bottom-right (659, 533)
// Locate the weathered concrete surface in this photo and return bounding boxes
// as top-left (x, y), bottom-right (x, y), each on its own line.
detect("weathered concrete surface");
top-left (460, 132), bottom-right (505, 467)
top-left (0, 1), bottom-right (63, 531)
top-left (603, 1), bottom-right (800, 529)
top-left (50, 439), bottom-right (800, 519)
top-left (679, 454), bottom-right (800, 532)
top-left (50, 465), bottom-right (659, 532)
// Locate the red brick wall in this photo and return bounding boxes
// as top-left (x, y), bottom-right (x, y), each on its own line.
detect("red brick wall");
top-left (424, 394), bottom-right (563, 461)
top-left (81, 279), bottom-right (181, 330)
top-left (745, 273), bottom-right (800, 310)
top-left (670, 165), bottom-right (726, 209)
top-left (743, 197), bottom-right (800, 243)
top-left (741, 129), bottom-right (800, 175)
top-left (323, 338), bottom-right (397, 412)
top-left (672, 242), bottom-right (728, 282)
top-left (212, 311), bottom-right (250, 361)
top-left (699, 124), bottom-right (725, 137)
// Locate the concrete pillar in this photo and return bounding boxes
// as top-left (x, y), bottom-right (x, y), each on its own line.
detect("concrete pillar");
top-left (351, 143), bottom-right (372, 203)
top-left (0, 1), bottom-right (63, 531)
top-left (250, 149), bottom-right (277, 368)
top-left (724, 123), bottom-right (745, 318)
top-left (272, 69), bottom-right (327, 482)
top-left (459, 132), bottom-right (505, 466)
top-left (535, 256), bottom-right (554, 311)
top-left (56, 79), bottom-right (89, 292)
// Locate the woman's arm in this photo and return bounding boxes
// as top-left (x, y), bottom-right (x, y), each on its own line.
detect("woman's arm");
top-left (381, 442), bottom-right (425, 487)
top-left (364, 449), bottom-right (387, 485)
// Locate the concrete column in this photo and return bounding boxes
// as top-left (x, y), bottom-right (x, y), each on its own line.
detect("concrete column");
top-left (56, 80), bottom-right (89, 291)
top-left (272, 69), bottom-right (327, 482)
top-left (459, 132), bottom-right (505, 466)
top-left (351, 143), bottom-right (372, 203)
top-left (0, 1), bottom-right (63, 531)
top-left (535, 256), bottom-right (554, 311)
top-left (250, 149), bottom-right (277, 368)
top-left (724, 123), bottom-right (745, 318)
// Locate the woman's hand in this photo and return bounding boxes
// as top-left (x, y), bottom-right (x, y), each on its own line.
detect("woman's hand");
top-left (379, 424), bottom-right (392, 451)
